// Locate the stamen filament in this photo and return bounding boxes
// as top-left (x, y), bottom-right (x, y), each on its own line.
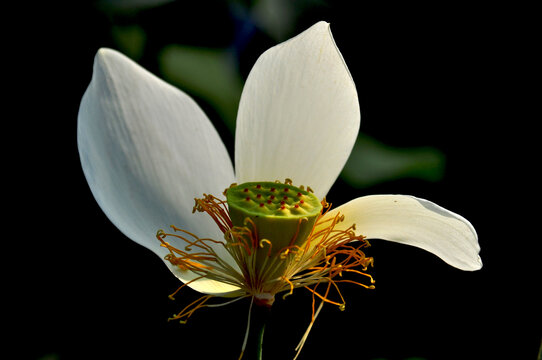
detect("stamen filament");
top-left (294, 301), bottom-right (324, 359)
top-left (168, 295), bottom-right (213, 324)
top-left (304, 283), bottom-right (343, 309)
top-left (238, 297), bottom-right (254, 360)
top-left (155, 181), bottom-right (375, 359)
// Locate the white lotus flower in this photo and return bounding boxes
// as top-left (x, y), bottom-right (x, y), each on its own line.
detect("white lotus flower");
top-left (78, 21), bottom-right (481, 357)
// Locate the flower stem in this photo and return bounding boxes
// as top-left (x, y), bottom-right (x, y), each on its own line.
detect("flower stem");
top-left (243, 302), bottom-right (271, 360)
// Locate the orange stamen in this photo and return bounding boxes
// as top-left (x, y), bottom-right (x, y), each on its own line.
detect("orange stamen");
top-left (155, 183), bottom-right (375, 359)
top-left (193, 194), bottom-right (232, 234)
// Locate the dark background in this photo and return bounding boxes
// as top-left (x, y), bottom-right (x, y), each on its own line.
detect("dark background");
top-left (10, 1), bottom-right (538, 359)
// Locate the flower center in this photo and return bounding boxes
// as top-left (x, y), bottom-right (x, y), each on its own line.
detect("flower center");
top-left (225, 180), bottom-right (322, 258)
top-left (156, 179), bottom-right (374, 323)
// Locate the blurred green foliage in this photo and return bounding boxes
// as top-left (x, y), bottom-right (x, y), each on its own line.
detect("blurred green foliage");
top-left (159, 45), bottom-right (243, 132)
top-left (341, 134), bottom-right (445, 188)
top-left (111, 25), bottom-right (146, 60)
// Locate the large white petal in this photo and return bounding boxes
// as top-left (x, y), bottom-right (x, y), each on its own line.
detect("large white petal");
top-left (78, 48), bottom-right (239, 295)
top-left (235, 21), bottom-right (360, 199)
top-left (325, 195), bottom-right (482, 271)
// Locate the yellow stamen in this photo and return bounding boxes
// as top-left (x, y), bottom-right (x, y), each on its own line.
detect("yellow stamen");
top-left (155, 180), bottom-right (375, 356)
top-left (168, 295), bottom-right (213, 324)
top-left (193, 194), bottom-right (232, 234)
top-left (282, 276), bottom-right (294, 300)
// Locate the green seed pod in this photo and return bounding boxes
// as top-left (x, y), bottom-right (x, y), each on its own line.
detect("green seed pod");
top-left (225, 181), bottom-right (322, 256)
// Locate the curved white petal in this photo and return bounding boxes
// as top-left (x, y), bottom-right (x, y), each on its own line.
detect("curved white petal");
top-left (235, 21), bottom-right (360, 199)
top-left (78, 48), bottom-right (239, 294)
top-left (325, 195), bottom-right (482, 271)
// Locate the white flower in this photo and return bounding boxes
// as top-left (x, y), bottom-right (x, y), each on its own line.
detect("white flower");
top-left (78, 20), bottom-right (481, 356)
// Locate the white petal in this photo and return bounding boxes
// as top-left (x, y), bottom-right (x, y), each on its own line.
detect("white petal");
top-left (235, 21), bottom-right (360, 199)
top-left (326, 195), bottom-right (482, 271)
top-left (167, 265), bottom-right (245, 297)
top-left (78, 48), bottom-right (239, 294)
